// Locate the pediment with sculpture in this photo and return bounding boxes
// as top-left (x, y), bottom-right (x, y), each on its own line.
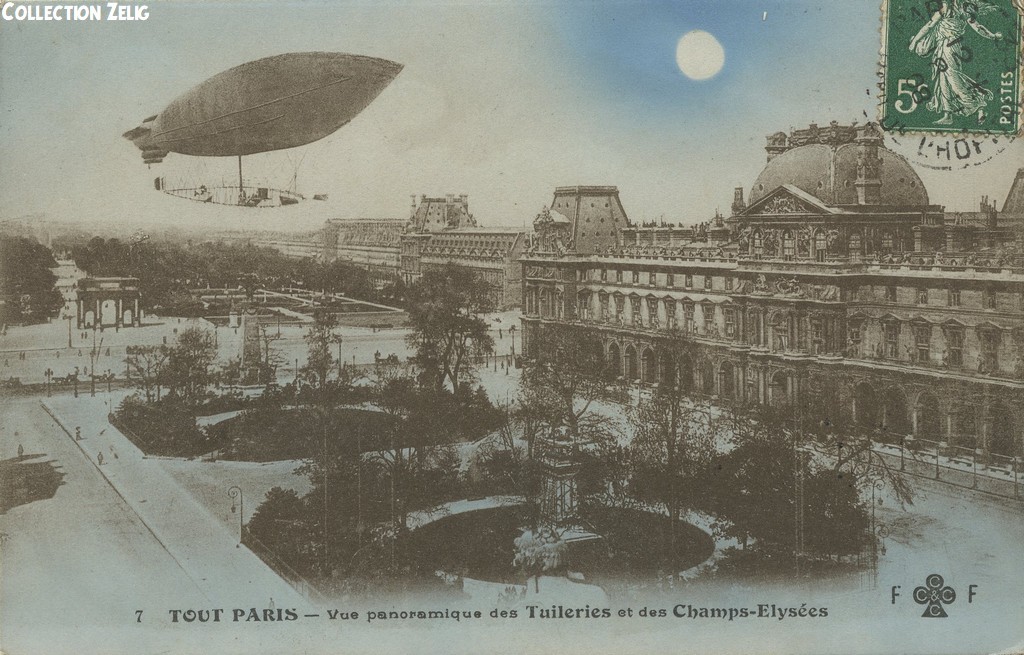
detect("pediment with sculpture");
top-left (739, 185), bottom-right (836, 218)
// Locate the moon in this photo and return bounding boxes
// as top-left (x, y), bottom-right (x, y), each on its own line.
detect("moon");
top-left (675, 30), bottom-right (725, 81)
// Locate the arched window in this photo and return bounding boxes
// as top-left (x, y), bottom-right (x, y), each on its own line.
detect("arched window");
top-left (606, 342), bottom-right (621, 377)
top-left (814, 230), bottom-right (828, 262)
top-left (641, 348), bottom-right (657, 383)
top-left (782, 230), bottom-right (795, 260)
top-left (539, 289), bottom-right (551, 317)
top-left (665, 300), bottom-right (677, 330)
top-left (578, 292), bottom-right (592, 321)
top-left (624, 345), bottom-right (639, 380)
top-left (719, 361), bottom-right (735, 398)
top-left (748, 308), bottom-right (763, 346)
top-left (848, 231), bottom-right (862, 258)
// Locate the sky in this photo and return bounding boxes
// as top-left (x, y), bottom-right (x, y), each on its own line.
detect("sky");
top-left (1, 0), bottom-right (1021, 234)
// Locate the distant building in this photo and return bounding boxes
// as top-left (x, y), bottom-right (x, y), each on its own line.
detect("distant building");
top-left (322, 218), bottom-right (406, 286)
top-left (214, 229), bottom-right (323, 261)
top-left (399, 194), bottom-right (527, 308)
top-left (251, 231), bottom-right (323, 260)
top-left (317, 194), bottom-right (528, 307)
top-left (521, 122), bottom-right (1024, 460)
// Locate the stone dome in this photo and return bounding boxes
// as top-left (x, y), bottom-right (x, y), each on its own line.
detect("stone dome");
top-left (748, 142), bottom-right (929, 207)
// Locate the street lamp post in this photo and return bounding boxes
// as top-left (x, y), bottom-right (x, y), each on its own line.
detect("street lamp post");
top-left (228, 485), bottom-right (244, 547)
top-left (89, 326), bottom-right (102, 397)
top-left (335, 336), bottom-right (344, 378)
top-left (870, 480), bottom-right (885, 588)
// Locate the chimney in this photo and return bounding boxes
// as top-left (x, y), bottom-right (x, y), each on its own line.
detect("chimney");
top-left (410, 194), bottom-right (417, 219)
top-left (855, 125), bottom-right (883, 205)
top-left (731, 187), bottom-right (746, 215)
top-left (765, 132), bottom-right (788, 162)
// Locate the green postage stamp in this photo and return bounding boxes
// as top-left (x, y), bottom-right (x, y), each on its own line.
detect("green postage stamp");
top-left (881, 0), bottom-right (1022, 134)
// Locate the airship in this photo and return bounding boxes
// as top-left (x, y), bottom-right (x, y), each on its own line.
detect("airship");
top-left (123, 52), bottom-right (402, 207)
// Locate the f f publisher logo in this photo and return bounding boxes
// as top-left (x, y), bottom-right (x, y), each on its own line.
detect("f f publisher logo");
top-left (913, 574), bottom-right (956, 618)
top-left (891, 576), bottom-right (978, 616)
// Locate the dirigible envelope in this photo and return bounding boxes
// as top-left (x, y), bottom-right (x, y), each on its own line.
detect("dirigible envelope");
top-left (123, 52), bottom-right (403, 164)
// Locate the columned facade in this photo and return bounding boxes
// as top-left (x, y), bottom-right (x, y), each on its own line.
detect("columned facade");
top-left (519, 124), bottom-right (1024, 459)
top-left (75, 277), bottom-right (142, 329)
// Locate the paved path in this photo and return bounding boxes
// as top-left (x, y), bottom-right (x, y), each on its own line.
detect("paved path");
top-left (1, 396), bottom-right (208, 654)
top-left (40, 392), bottom-right (308, 610)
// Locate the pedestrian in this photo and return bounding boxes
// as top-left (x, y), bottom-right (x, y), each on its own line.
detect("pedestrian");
top-left (17, 444), bottom-right (24, 459)
top-left (75, 427), bottom-right (82, 441)
top-left (97, 452), bottom-right (104, 465)
top-left (499, 329), bottom-right (503, 339)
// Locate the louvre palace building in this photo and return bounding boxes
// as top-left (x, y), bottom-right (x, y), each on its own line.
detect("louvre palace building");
top-left (520, 122), bottom-right (1024, 460)
top-left (322, 194), bottom-right (527, 308)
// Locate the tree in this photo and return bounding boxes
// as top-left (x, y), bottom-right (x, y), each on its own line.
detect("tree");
top-left (124, 344), bottom-right (169, 402)
top-left (628, 333), bottom-right (717, 559)
top-left (241, 322), bottom-right (283, 386)
top-left (406, 264), bottom-right (495, 393)
top-left (0, 236), bottom-right (62, 324)
top-left (471, 401), bottom-right (533, 497)
top-left (519, 324), bottom-right (625, 448)
top-left (712, 402), bottom-right (872, 567)
top-left (371, 375), bottom-right (462, 532)
top-left (512, 526), bottom-right (566, 592)
top-left (246, 487), bottom-right (315, 571)
top-left (302, 309), bottom-right (341, 399)
top-left (163, 327), bottom-right (217, 406)
top-left (791, 372), bottom-right (915, 506)
top-left (296, 415), bottom-right (379, 578)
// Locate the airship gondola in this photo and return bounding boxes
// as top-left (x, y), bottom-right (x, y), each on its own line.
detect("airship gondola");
top-left (124, 52), bottom-right (402, 208)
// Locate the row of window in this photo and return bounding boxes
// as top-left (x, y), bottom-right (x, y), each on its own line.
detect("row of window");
top-left (583, 270), bottom-right (1016, 310)
top-left (590, 268), bottom-right (735, 291)
top-left (848, 321), bottom-right (1002, 372)
top-left (878, 285), bottom-right (1010, 310)
top-left (574, 293), bottom-right (739, 338)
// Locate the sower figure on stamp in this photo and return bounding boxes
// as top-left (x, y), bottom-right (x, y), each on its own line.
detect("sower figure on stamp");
top-left (909, 0), bottom-right (1003, 124)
